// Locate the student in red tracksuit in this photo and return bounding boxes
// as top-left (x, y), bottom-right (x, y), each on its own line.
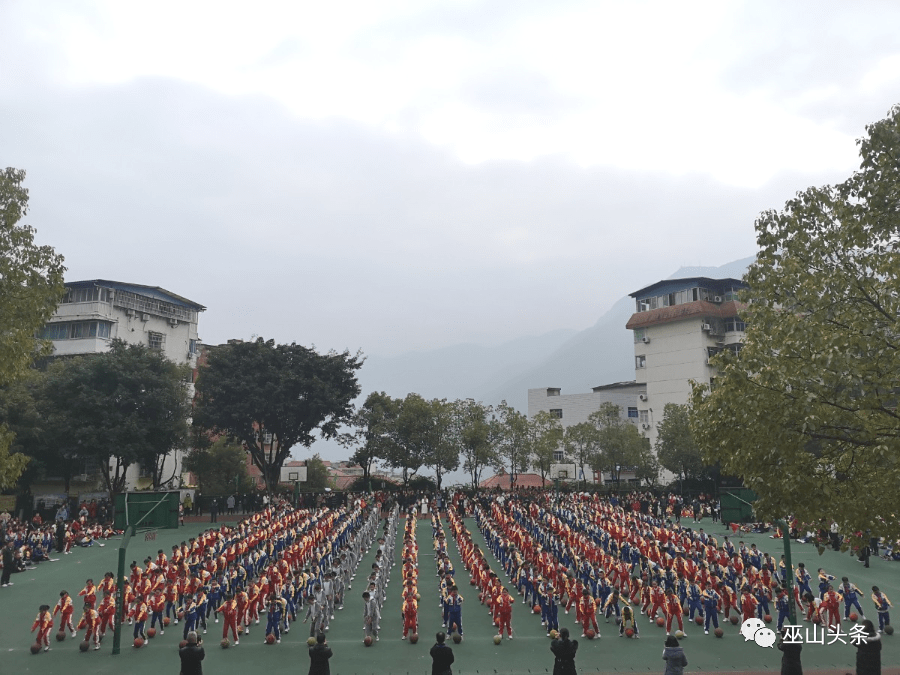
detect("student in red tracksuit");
top-left (495, 587), bottom-right (514, 639)
top-left (822, 586), bottom-right (841, 629)
top-left (77, 603), bottom-right (101, 650)
top-left (96, 595), bottom-right (116, 637)
top-left (53, 591), bottom-right (76, 637)
top-left (78, 579), bottom-right (97, 609)
top-left (216, 594), bottom-right (240, 645)
top-left (664, 590), bottom-right (684, 635)
top-left (401, 596), bottom-right (418, 639)
top-left (721, 584), bottom-right (739, 620)
top-left (647, 582), bottom-right (666, 622)
top-left (578, 588), bottom-right (599, 637)
top-left (32, 605), bottom-right (54, 651)
top-left (740, 589), bottom-right (759, 624)
top-left (149, 589), bottom-right (166, 634)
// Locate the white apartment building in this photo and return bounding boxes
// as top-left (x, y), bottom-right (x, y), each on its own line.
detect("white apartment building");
top-left (626, 276), bottom-right (747, 451)
top-left (42, 279), bottom-right (205, 491)
top-left (528, 382), bottom-right (646, 485)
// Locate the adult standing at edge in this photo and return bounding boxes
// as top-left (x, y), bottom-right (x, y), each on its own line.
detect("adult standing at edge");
top-left (550, 627), bottom-right (578, 675)
top-left (430, 631), bottom-right (455, 675)
top-left (179, 631), bottom-right (205, 675)
top-left (308, 632), bottom-right (333, 675)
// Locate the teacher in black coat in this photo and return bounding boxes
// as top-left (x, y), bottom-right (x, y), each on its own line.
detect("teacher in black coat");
top-left (550, 627), bottom-right (578, 675)
top-left (178, 631), bottom-right (205, 675)
top-left (308, 633), bottom-right (333, 675)
top-left (430, 631), bottom-right (455, 675)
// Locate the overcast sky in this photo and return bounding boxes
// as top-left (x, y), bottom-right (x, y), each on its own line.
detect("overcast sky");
top-left (3, 1), bottom-right (899, 357)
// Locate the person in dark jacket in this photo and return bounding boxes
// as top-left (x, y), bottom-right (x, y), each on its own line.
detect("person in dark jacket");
top-left (550, 627), bottom-right (578, 675)
top-left (855, 619), bottom-right (882, 675)
top-left (1, 542), bottom-right (15, 587)
top-left (178, 631), bottom-right (205, 675)
top-left (777, 628), bottom-right (803, 675)
top-left (308, 632), bottom-right (333, 675)
top-left (662, 634), bottom-right (688, 675)
top-left (430, 631), bottom-right (455, 675)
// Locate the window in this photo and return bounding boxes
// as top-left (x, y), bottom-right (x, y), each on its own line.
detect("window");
top-left (635, 355), bottom-right (646, 369)
top-left (633, 329), bottom-right (645, 343)
top-left (148, 331), bottom-right (166, 350)
top-left (709, 377), bottom-right (717, 391)
top-left (724, 318), bottom-right (746, 332)
top-left (639, 410), bottom-right (649, 425)
top-left (549, 409), bottom-right (563, 419)
top-left (627, 406), bottom-right (638, 418)
top-left (553, 450), bottom-right (565, 462)
top-left (189, 339), bottom-right (198, 354)
top-left (61, 287), bottom-right (112, 304)
top-left (41, 321), bottom-right (111, 340)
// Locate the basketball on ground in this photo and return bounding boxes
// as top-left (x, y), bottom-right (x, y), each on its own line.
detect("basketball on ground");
top-left (31, 643), bottom-right (41, 654)
top-left (133, 637), bottom-right (144, 648)
top-left (56, 631), bottom-right (66, 642)
top-left (163, 617), bottom-right (171, 626)
top-left (549, 629), bottom-right (558, 639)
top-left (849, 612), bottom-right (858, 622)
top-left (625, 628), bottom-right (634, 637)
top-left (694, 616), bottom-right (703, 625)
top-left (675, 630), bottom-right (684, 638)
top-left (79, 641), bottom-right (89, 652)
top-left (656, 617), bottom-right (665, 627)
top-left (364, 636), bottom-right (373, 646)
top-left (265, 634), bottom-right (276, 644)
top-left (147, 628), bottom-right (156, 638)
top-left (410, 633), bottom-right (419, 644)
top-left (884, 625), bottom-right (894, 635)
top-left (730, 615), bottom-right (739, 625)
top-left (221, 638), bottom-right (230, 648)
top-left (452, 633), bottom-right (462, 644)
top-left (307, 637), bottom-right (316, 646)
top-left (764, 614), bottom-right (772, 623)
top-left (533, 605), bottom-right (541, 614)
top-left (714, 627), bottom-right (724, 638)
top-left (493, 634), bottom-right (502, 644)
top-left (585, 628), bottom-right (595, 639)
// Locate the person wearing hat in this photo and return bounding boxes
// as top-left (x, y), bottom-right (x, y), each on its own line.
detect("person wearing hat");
top-left (179, 631), bottom-right (205, 675)
top-left (663, 634), bottom-right (688, 675)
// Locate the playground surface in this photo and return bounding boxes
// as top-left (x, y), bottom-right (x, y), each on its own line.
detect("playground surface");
top-left (1, 514), bottom-right (898, 675)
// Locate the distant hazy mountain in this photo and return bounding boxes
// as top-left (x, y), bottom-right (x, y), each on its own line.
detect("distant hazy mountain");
top-left (358, 255), bottom-right (756, 411)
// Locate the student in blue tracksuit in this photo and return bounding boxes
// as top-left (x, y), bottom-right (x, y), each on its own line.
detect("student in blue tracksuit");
top-left (445, 586), bottom-right (464, 638)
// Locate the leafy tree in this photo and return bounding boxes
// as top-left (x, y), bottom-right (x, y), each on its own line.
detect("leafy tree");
top-left (304, 454), bottom-right (330, 489)
top-left (423, 399), bottom-right (459, 491)
top-left (182, 437), bottom-right (250, 495)
top-left (529, 411), bottom-right (563, 484)
top-left (655, 403), bottom-right (706, 486)
top-left (493, 401), bottom-right (531, 488)
top-left (0, 167), bottom-right (66, 488)
top-left (588, 403), bottom-right (656, 486)
top-left (450, 399), bottom-right (496, 488)
top-left (564, 422), bottom-right (600, 489)
top-left (384, 393), bottom-right (453, 487)
top-left (691, 105), bottom-right (900, 541)
top-left (345, 391), bottom-right (399, 486)
top-left (193, 338), bottom-right (362, 495)
top-left (44, 340), bottom-right (192, 498)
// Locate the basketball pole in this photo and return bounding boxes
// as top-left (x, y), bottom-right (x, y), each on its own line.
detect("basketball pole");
top-left (111, 492), bottom-right (170, 655)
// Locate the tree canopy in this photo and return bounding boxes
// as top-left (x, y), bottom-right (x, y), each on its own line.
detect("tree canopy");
top-left (655, 403), bottom-right (706, 484)
top-left (193, 338), bottom-right (362, 495)
top-left (691, 104), bottom-right (900, 542)
top-left (0, 167), bottom-right (66, 488)
top-left (589, 403), bottom-right (658, 486)
top-left (182, 437), bottom-right (251, 495)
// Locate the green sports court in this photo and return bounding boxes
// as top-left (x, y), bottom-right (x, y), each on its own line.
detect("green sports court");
top-left (2, 515), bottom-right (898, 674)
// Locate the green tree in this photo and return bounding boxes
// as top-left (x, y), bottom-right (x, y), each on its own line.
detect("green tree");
top-left (182, 437), bottom-right (250, 495)
top-left (691, 105), bottom-right (900, 542)
top-left (450, 399), bottom-right (496, 488)
top-left (564, 422), bottom-right (600, 490)
top-left (304, 454), bottom-right (330, 489)
top-left (345, 391), bottom-right (399, 487)
top-left (529, 411), bottom-right (563, 484)
top-left (655, 403), bottom-right (706, 486)
top-left (193, 338), bottom-right (362, 495)
top-left (44, 340), bottom-right (192, 497)
top-left (423, 398), bottom-right (459, 491)
top-left (493, 401), bottom-right (531, 488)
top-left (0, 167), bottom-right (66, 488)
top-left (589, 403), bottom-right (656, 486)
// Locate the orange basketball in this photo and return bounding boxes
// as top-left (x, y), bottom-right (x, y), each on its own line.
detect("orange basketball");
top-left (133, 637), bottom-right (144, 648)
top-left (656, 617), bottom-right (665, 627)
top-left (533, 605), bottom-right (541, 614)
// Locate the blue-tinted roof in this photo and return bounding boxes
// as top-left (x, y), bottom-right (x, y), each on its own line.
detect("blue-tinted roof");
top-left (65, 279), bottom-right (205, 310)
top-left (629, 277), bottom-right (747, 299)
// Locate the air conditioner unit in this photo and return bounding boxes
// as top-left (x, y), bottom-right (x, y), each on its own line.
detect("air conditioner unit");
top-left (168, 318), bottom-right (179, 326)
top-left (641, 423), bottom-right (651, 430)
top-left (641, 336), bottom-right (651, 344)
top-left (701, 323), bottom-right (711, 331)
top-left (714, 296), bottom-right (723, 303)
top-left (638, 394), bottom-right (648, 402)
top-left (141, 313), bottom-right (150, 321)
top-left (125, 308), bottom-right (134, 317)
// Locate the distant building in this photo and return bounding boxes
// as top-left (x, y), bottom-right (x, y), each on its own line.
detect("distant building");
top-left (38, 279), bottom-right (205, 494)
top-left (480, 471), bottom-right (549, 490)
top-left (626, 276), bottom-right (748, 452)
top-left (528, 382), bottom-right (645, 485)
